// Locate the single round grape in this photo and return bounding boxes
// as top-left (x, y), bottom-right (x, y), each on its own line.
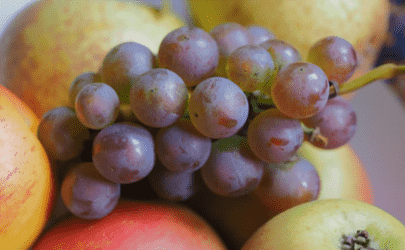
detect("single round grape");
top-left (247, 25), bottom-right (276, 45)
top-left (37, 106), bottom-right (90, 161)
top-left (61, 162), bottom-right (120, 220)
top-left (307, 36), bottom-right (357, 85)
top-left (301, 96), bottom-right (357, 149)
top-left (68, 72), bottom-right (102, 108)
top-left (148, 162), bottom-right (198, 201)
top-left (209, 22), bottom-right (253, 77)
top-left (99, 41), bottom-right (155, 103)
top-left (156, 118), bottom-right (212, 173)
top-left (226, 45), bottom-right (276, 92)
top-left (201, 135), bottom-right (264, 197)
top-left (157, 26), bottom-right (219, 87)
top-left (259, 39), bottom-right (302, 71)
top-left (188, 77), bottom-right (249, 139)
top-left (75, 83), bottom-right (120, 130)
top-left (254, 157), bottom-right (320, 213)
top-left (129, 68), bottom-right (188, 128)
top-left (270, 62), bottom-right (330, 119)
top-left (247, 108), bottom-right (304, 163)
top-left (92, 122), bottom-right (155, 184)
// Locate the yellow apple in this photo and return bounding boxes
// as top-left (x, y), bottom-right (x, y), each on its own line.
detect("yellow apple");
top-left (242, 199), bottom-right (405, 249)
top-left (0, 0), bottom-right (185, 118)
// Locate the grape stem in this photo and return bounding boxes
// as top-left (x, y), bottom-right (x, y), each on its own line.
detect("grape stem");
top-left (301, 123), bottom-right (328, 147)
top-left (338, 63), bottom-right (405, 95)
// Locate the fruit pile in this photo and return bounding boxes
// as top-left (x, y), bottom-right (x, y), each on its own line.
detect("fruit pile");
top-left (36, 21), bottom-right (369, 222)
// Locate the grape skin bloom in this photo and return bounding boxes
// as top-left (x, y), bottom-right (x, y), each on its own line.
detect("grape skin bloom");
top-left (188, 77), bottom-right (249, 139)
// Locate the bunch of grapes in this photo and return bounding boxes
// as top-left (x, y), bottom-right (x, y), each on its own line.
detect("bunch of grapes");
top-left (37, 22), bottom-right (360, 220)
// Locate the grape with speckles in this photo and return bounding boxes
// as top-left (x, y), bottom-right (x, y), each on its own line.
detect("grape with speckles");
top-left (37, 106), bottom-right (90, 161)
top-left (92, 122), bottom-right (155, 184)
top-left (301, 96), bottom-right (357, 149)
top-left (68, 72), bottom-right (102, 109)
top-left (157, 26), bottom-right (219, 87)
top-left (269, 62), bottom-right (330, 119)
top-left (156, 118), bottom-right (212, 173)
top-left (247, 108), bottom-right (304, 163)
top-left (254, 157), bottom-right (320, 213)
top-left (129, 68), bottom-right (188, 128)
top-left (307, 36), bottom-right (358, 85)
top-left (99, 41), bottom-right (155, 103)
top-left (226, 45), bottom-right (276, 92)
top-left (188, 77), bottom-right (249, 139)
top-left (210, 22), bottom-right (253, 77)
top-left (61, 162), bottom-right (120, 220)
top-left (75, 83), bottom-right (120, 130)
top-left (201, 135), bottom-right (264, 197)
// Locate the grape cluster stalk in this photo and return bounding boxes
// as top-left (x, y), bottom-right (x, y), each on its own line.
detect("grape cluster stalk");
top-left (36, 22), bottom-right (405, 220)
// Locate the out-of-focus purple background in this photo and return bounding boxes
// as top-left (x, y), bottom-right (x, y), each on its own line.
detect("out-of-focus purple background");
top-left (1, 0), bottom-right (405, 227)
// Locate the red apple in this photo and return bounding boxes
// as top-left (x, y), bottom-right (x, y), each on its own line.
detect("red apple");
top-left (32, 199), bottom-right (227, 250)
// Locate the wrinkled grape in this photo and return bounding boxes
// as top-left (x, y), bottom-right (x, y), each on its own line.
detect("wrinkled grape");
top-left (188, 77), bottom-right (249, 139)
top-left (158, 26), bottom-right (219, 87)
top-left (37, 106), bottom-right (90, 161)
top-left (61, 162), bottom-right (120, 220)
top-left (75, 83), bottom-right (120, 130)
top-left (270, 62), bottom-right (329, 119)
top-left (247, 108), bottom-right (304, 163)
top-left (301, 96), bottom-right (357, 149)
top-left (254, 157), bottom-right (320, 213)
top-left (92, 122), bottom-right (155, 184)
top-left (201, 135), bottom-right (264, 197)
top-left (156, 118), bottom-right (212, 173)
top-left (99, 41), bottom-right (155, 103)
top-left (129, 68), bottom-right (188, 128)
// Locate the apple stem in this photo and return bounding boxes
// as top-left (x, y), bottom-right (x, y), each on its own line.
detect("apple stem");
top-left (336, 63), bottom-right (405, 96)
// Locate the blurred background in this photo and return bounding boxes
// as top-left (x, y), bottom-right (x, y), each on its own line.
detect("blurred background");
top-left (1, 0), bottom-right (405, 226)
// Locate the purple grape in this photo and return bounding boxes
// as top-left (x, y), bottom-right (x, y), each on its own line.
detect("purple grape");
top-left (156, 118), bottom-right (212, 173)
top-left (201, 135), bottom-right (264, 197)
top-left (68, 72), bottom-right (102, 108)
top-left (254, 157), bottom-right (320, 213)
top-left (148, 162), bottom-right (198, 201)
top-left (37, 106), bottom-right (90, 161)
top-left (75, 83), bottom-right (120, 130)
top-left (92, 122), bottom-right (155, 184)
top-left (226, 44), bottom-right (276, 92)
top-left (307, 36), bottom-right (358, 85)
top-left (188, 77), bottom-right (249, 139)
top-left (247, 108), bottom-right (304, 163)
top-left (247, 25), bottom-right (276, 45)
top-left (209, 22), bottom-right (253, 77)
top-left (270, 62), bottom-right (330, 119)
top-left (301, 96), bottom-right (357, 149)
top-left (61, 162), bottom-right (120, 220)
top-left (99, 42), bottom-right (155, 103)
top-left (129, 68), bottom-right (188, 128)
top-left (259, 39), bottom-right (302, 71)
top-left (157, 26), bottom-right (219, 87)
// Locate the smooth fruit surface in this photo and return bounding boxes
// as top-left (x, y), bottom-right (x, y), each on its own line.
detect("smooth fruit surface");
top-left (0, 86), bottom-right (56, 249)
top-left (0, 0), bottom-right (185, 118)
top-left (32, 199), bottom-right (227, 250)
top-left (241, 199), bottom-right (405, 249)
top-left (189, 0), bottom-right (389, 84)
top-left (298, 142), bottom-right (374, 204)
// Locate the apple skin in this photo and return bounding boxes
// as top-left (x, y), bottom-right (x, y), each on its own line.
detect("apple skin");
top-left (0, 0), bottom-right (185, 118)
top-left (241, 198), bottom-right (405, 249)
top-left (32, 199), bottom-right (227, 250)
top-left (0, 85), bottom-right (56, 250)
